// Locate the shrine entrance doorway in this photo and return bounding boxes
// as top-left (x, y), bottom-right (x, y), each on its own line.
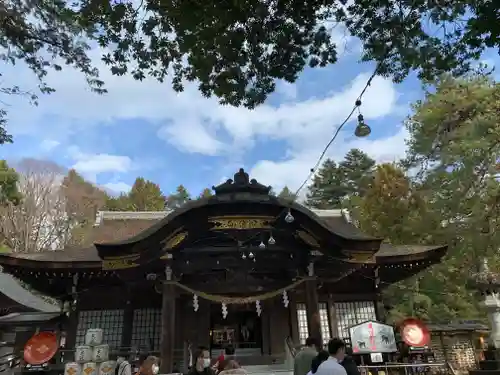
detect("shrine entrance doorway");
top-left (209, 303), bottom-right (263, 355)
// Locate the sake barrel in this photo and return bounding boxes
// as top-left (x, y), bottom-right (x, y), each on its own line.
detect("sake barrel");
top-left (75, 346), bottom-right (93, 363)
top-left (65, 362), bottom-right (82, 375)
top-left (92, 344), bottom-right (109, 362)
top-left (85, 329), bottom-right (103, 346)
top-left (82, 362), bottom-right (98, 375)
top-left (99, 361), bottom-right (116, 375)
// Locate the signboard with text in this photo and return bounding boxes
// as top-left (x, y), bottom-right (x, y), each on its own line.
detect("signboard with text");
top-left (349, 320), bottom-right (397, 354)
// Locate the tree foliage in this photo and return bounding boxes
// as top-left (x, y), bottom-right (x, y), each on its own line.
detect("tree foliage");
top-left (346, 74), bottom-right (500, 322)
top-left (165, 185), bottom-right (191, 210)
top-left (128, 178), bottom-right (165, 211)
top-left (61, 169), bottom-right (106, 247)
top-left (3, 0), bottom-right (500, 143)
top-left (278, 186), bottom-right (295, 200)
top-left (104, 177), bottom-right (165, 211)
top-left (199, 188), bottom-right (213, 199)
top-left (306, 149), bottom-right (374, 209)
top-left (0, 160), bottom-right (22, 205)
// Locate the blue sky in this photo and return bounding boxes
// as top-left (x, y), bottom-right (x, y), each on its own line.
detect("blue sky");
top-left (2, 32), bottom-right (499, 199)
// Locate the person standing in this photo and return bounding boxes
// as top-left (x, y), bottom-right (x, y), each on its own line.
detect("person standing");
top-left (115, 355), bottom-right (132, 375)
top-left (315, 339), bottom-right (347, 375)
top-left (306, 351), bottom-right (329, 375)
top-left (188, 347), bottom-right (215, 375)
top-left (294, 337), bottom-right (320, 375)
top-left (340, 347), bottom-right (360, 375)
top-left (136, 356), bottom-right (159, 375)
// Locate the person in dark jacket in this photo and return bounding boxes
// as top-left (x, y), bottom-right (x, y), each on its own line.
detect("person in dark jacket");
top-left (341, 346), bottom-right (360, 375)
top-left (188, 347), bottom-right (216, 375)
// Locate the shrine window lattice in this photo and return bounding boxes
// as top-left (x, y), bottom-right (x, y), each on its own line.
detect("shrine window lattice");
top-left (76, 310), bottom-right (124, 349)
top-left (296, 303), bottom-right (309, 345)
top-left (318, 303), bottom-right (331, 345)
top-left (334, 301), bottom-right (376, 345)
top-left (131, 308), bottom-right (162, 352)
top-left (296, 303), bottom-right (332, 345)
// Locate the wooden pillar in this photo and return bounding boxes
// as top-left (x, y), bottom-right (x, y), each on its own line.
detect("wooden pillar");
top-left (262, 301), bottom-right (271, 355)
top-left (65, 307), bottom-right (79, 350)
top-left (289, 291), bottom-right (299, 345)
top-left (66, 275), bottom-right (81, 350)
top-left (305, 264), bottom-right (322, 343)
top-left (121, 302), bottom-right (134, 351)
top-left (195, 299), bottom-right (210, 349)
top-left (373, 267), bottom-right (385, 322)
top-left (160, 267), bottom-right (176, 374)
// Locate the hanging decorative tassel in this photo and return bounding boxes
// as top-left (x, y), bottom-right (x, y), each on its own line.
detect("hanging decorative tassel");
top-left (222, 303), bottom-right (228, 319)
top-left (193, 294), bottom-right (199, 312)
top-left (282, 290), bottom-right (289, 308)
top-left (255, 300), bottom-right (262, 316)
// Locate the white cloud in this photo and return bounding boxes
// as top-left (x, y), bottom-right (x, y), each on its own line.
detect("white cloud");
top-left (103, 181), bottom-right (132, 194)
top-left (250, 125), bottom-right (409, 195)
top-left (4, 44), bottom-right (405, 192)
top-left (67, 146), bottom-right (133, 182)
top-left (40, 139), bottom-right (61, 152)
top-left (157, 118), bottom-right (224, 156)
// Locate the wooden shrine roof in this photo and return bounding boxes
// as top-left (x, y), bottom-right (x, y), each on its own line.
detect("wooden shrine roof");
top-left (89, 208), bottom-right (374, 244)
top-left (0, 208), bottom-right (446, 267)
top-left (0, 273), bottom-right (59, 313)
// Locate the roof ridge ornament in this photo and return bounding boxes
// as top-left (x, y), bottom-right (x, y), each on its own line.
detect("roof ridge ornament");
top-left (212, 168), bottom-right (272, 196)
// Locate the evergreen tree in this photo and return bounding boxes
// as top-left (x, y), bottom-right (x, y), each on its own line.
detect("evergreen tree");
top-left (0, 160), bottom-right (21, 252)
top-left (199, 188), bottom-right (213, 198)
top-left (339, 148), bottom-right (376, 196)
top-left (278, 186), bottom-right (296, 201)
top-left (306, 150), bottom-right (375, 209)
top-left (128, 177), bottom-right (165, 211)
top-left (305, 159), bottom-right (348, 209)
top-left (165, 185), bottom-right (191, 210)
top-left (104, 194), bottom-right (133, 211)
top-left (0, 160), bottom-right (22, 205)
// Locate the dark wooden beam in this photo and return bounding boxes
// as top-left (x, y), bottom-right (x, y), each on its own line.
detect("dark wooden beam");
top-left (179, 245), bottom-right (294, 254)
top-left (183, 279), bottom-right (294, 294)
top-left (173, 256), bottom-right (302, 273)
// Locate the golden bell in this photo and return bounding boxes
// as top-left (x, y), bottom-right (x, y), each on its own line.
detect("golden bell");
top-left (355, 122), bottom-right (371, 137)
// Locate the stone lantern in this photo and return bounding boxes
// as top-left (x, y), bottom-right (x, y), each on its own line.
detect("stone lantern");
top-left (469, 258), bottom-right (500, 349)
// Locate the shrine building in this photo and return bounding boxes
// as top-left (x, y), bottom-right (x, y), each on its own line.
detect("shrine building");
top-left (0, 169), bottom-right (447, 373)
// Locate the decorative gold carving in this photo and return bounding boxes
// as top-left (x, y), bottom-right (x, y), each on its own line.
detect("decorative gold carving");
top-left (209, 216), bottom-right (273, 230)
top-left (296, 230), bottom-right (320, 248)
top-left (102, 255), bottom-right (140, 270)
top-left (164, 231), bottom-right (187, 250)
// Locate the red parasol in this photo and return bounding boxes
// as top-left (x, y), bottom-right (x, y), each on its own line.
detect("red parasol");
top-left (24, 332), bottom-right (58, 365)
top-left (400, 318), bottom-right (430, 347)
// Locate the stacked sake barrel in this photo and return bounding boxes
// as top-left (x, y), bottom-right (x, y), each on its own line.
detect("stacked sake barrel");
top-left (65, 329), bottom-right (116, 375)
